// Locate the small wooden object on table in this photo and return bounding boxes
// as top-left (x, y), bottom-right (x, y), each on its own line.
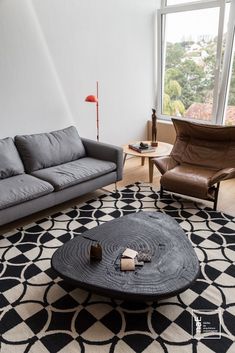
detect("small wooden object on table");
top-left (123, 141), bottom-right (172, 183)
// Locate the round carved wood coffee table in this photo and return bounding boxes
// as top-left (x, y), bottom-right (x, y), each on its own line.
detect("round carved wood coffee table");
top-left (52, 212), bottom-right (200, 301)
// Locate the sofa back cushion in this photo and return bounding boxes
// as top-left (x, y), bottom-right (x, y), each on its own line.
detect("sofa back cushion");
top-left (0, 137), bottom-right (25, 179)
top-left (15, 126), bottom-right (86, 173)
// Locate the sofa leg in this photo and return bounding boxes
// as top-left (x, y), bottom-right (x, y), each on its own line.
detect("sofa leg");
top-left (160, 185), bottom-right (164, 198)
top-left (115, 182), bottom-right (118, 194)
top-left (213, 182), bottom-right (220, 211)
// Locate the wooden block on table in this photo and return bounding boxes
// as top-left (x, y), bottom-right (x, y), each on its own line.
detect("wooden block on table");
top-left (122, 248), bottom-right (138, 259)
top-left (120, 258), bottom-right (135, 271)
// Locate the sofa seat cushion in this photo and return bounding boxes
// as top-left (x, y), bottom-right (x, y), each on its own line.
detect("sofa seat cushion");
top-left (161, 164), bottom-right (217, 200)
top-left (32, 157), bottom-right (116, 191)
top-left (0, 137), bottom-right (25, 179)
top-left (0, 174), bottom-right (54, 210)
top-left (15, 126), bottom-right (86, 173)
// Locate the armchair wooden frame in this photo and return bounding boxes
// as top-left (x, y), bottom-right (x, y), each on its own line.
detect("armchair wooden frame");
top-left (160, 183), bottom-right (220, 211)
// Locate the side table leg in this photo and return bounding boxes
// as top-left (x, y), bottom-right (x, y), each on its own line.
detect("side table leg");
top-left (149, 159), bottom-right (154, 183)
top-left (141, 157), bottom-right (145, 166)
top-left (123, 153), bottom-right (127, 166)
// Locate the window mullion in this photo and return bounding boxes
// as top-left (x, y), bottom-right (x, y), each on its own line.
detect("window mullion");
top-left (212, 0), bottom-right (226, 124)
top-left (216, 0), bottom-right (235, 124)
top-left (157, 11), bottom-right (164, 119)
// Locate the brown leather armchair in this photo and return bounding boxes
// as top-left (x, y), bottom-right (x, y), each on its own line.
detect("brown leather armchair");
top-left (153, 118), bottom-right (235, 210)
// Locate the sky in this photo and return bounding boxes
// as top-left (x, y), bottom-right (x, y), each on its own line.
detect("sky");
top-left (167, 0), bottom-right (201, 4)
top-left (165, 5), bottom-right (230, 43)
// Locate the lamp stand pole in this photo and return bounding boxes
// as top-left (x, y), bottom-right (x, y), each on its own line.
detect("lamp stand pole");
top-left (96, 81), bottom-right (99, 141)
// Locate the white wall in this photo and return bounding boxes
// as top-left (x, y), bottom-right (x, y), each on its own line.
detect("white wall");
top-left (0, 0), bottom-right (160, 144)
top-left (32, 0), bottom-right (159, 144)
top-left (0, 0), bottom-right (73, 138)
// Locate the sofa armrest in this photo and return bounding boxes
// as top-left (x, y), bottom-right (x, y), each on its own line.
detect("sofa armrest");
top-left (81, 138), bottom-right (123, 181)
top-left (209, 167), bottom-right (235, 186)
top-left (152, 156), bottom-right (179, 175)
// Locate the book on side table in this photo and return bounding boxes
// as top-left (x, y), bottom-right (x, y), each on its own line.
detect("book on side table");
top-left (128, 142), bottom-right (156, 153)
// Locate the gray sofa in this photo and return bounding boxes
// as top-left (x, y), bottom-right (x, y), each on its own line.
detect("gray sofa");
top-left (0, 126), bottom-right (123, 226)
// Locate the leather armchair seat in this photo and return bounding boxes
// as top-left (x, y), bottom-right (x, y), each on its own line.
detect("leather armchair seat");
top-left (153, 119), bottom-right (235, 210)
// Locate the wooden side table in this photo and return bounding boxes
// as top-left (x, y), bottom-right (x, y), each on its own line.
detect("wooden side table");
top-left (123, 141), bottom-right (172, 183)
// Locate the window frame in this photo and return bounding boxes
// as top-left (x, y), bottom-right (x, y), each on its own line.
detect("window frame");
top-left (156, 0), bottom-right (234, 125)
top-left (216, 0), bottom-right (235, 124)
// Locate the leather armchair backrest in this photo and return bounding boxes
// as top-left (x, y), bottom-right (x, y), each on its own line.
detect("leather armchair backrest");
top-left (171, 119), bottom-right (235, 170)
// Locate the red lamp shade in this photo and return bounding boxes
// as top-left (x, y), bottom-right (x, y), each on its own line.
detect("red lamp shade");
top-left (85, 95), bottom-right (98, 103)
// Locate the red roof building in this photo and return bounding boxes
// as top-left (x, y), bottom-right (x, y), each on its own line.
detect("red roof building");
top-left (184, 103), bottom-right (235, 125)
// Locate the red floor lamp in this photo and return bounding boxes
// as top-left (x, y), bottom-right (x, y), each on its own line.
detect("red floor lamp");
top-left (85, 82), bottom-right (99, 141)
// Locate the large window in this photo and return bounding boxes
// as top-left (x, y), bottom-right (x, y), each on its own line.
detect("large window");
top-left (157, 0), bottom-right (235, 125)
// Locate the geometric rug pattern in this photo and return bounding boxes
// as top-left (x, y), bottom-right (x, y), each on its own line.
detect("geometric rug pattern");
top-left (0, 183), bottom-right (235, 353)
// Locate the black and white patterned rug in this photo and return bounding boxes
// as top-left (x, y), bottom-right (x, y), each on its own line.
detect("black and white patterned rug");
top-left (0, 183), bottom-right (235, 353)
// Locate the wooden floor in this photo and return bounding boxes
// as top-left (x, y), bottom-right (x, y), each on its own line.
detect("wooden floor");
top-left (1, 156), bottom-right (235, 232)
